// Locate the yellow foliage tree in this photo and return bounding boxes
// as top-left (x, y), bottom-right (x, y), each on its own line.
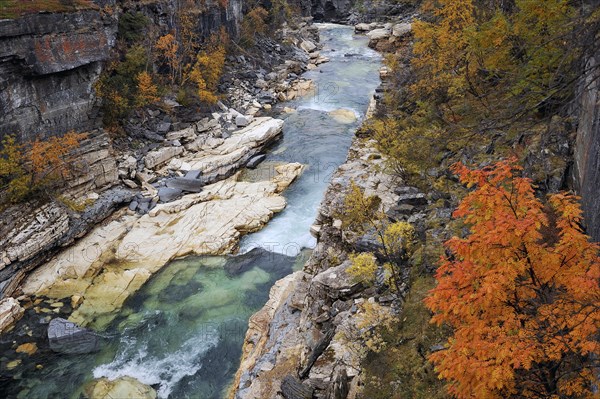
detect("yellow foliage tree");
top-left (135, 71), bottom-right (159, 107)
top-left (155, 33), bottom-right (180, 85)
top-left (341, 181), bottom-right (418, 297)
top-left (186, 34), bottom-right (226, 104)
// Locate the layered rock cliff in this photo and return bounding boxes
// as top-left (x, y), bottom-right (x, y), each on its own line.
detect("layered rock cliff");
top-left (0, 9), bottom-right (117, 140)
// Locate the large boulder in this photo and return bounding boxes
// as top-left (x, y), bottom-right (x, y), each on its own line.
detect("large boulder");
top-left (392, 23), bottom-right (412, 38)
top-left (47, 318), bottom-right (101, 354)
top-left (366, 28), bottom-right (391, 41)
top-left (312, 261), bottom-right (361, 299)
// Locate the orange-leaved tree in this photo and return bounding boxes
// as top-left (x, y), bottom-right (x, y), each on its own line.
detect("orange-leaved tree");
top-left (155, 33), bottom-right (180, 85)
top-left (425, 159), bottom-right (600, 399)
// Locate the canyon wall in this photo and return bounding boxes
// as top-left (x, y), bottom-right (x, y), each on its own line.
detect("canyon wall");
top-left (0, 9), bottom-right (117, 141)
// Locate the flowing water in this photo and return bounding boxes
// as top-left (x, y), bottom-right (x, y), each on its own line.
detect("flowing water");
top-left (0, 24), bottom-right (380, 399)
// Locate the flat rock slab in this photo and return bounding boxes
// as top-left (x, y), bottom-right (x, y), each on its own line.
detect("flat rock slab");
top-left (48, 317), bottom-right (100, 354)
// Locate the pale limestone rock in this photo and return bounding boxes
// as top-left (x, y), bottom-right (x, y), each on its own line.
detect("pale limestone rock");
top-left (300, 40), bottom-right (317, 53)
top-left (184, 117), bottom-right (284, 179)
top-left (0, 298), bottom-right (24, 333)
top-left (85, 377), bottom-right (157, 399)
top-left (21, 213), bottom-right (136, 296)
top-left (354, 23), bottom-right (371, 32)
top-left (392, 22), bottom-right (412, 38)
top-left (366, 28), bottom-right (390, 41)
top-left (144, 146), bottom-right (184, 169)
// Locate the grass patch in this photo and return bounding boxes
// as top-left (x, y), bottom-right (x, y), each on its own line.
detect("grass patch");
top-left (0, 0), bottom-right (96, 19)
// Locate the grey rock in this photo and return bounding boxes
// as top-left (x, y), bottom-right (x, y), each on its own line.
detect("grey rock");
top-left (236, 114), bottom-right (253, 127)
top-left (156, 122), bottom-right (171, 134)
top-left (255, 79), bottom-right (268, 89)
top-left (247, 154), bottom-right (266, 169)
top-left (185, 169), bottom-right (202, 180)
top-left (165, 177), bottom-right (203, 193)
top-left (48, 318), bottom-right (100, 354)
top-left (158, 187), bottom-right (183, 203)
top-left (128, 201), bottom-right (138, 211)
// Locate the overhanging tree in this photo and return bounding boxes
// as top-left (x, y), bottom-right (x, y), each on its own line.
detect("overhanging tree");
top-left (425, 159), bottom-right (600, 398)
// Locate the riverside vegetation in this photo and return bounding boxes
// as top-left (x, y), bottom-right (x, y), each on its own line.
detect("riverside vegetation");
top-left (350, 0), bottom-right (600, 398)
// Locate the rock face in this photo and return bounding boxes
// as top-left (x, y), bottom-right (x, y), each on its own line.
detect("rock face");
top-left (22, 163), bottom-right (304, 329)
top-left (230, 137), bottom-right (401, 398)
top-left (574, 55), bottom-right (600, 241)
top-left (47, 317), bottom-right (101, 354)
top-left (0, 10), bottom-right (117, 140)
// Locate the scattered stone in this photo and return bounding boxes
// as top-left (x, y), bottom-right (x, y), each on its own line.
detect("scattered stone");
top-left (392, 23), bottom-right (412, 38)
top-left (158, 187), bottom-right (183, 202)
top-left (6, 359), bottom-right (21, 370)
top-left (185, 169), bottom-right (202, 180)
top-left (255, 79), bottom-right (268, 89)
top-left (300, 40), bottom-right (317, 53)
top-left (156, 122), bottom-right (171, 134)
top-left (283, 107), bottom-right (296, 113)
top-left (85, 376), bottom-right (157, 399)
top-left (128, 201), bottom-right (138, 211)
top-left (16, 342), bottom-right (38, 355)
top-left (123, 179), bottom-right (138, 189)
top-left (366, 28), bottom-right (391, 41)
top-left (166, 126), bottom-right (196, 142)
top-left (354, 23), bottom-right (371, 32)
top-left (236, 114), bottom-right (253, 127)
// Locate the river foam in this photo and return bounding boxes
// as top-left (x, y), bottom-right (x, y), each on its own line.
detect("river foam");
top-left (93, 325), bottom-right (220, 398)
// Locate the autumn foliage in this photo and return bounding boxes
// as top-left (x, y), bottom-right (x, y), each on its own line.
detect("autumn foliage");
top-left (425, 159), bottom-right (600, 398)
top-left (0, 132), bottom-right (86, 203)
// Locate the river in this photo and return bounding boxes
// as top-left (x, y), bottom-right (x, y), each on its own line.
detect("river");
top-left (0, 24), bottom-right (381, 399)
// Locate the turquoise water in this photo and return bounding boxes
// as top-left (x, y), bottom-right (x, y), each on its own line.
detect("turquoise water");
top-left (0, 24), bottom-right (381, 399)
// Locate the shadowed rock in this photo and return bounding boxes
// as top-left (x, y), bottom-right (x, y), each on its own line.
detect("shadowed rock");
top-left (48, 318), bottom-right (100, 354)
